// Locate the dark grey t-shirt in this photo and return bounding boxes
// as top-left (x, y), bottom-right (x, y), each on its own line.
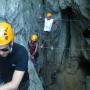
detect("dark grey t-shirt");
top-left (0, 43), bottom-right (29, 85)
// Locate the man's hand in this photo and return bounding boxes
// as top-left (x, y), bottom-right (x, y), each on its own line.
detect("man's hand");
top-left (0, 82), bottom-right (4, 86)
top-left (30, 55), bottom-right (34, 60)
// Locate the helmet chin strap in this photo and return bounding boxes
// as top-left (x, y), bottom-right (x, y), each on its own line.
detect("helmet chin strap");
top-left (9, 41), bottom-right (13, 53)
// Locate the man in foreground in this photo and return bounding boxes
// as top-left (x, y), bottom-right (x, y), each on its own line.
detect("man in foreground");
top-left (0, 21), bottom-right (29, 90)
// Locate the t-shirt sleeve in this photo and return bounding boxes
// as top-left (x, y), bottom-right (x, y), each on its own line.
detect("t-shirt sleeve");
top-left (15, 48), bottom-right (28, 71)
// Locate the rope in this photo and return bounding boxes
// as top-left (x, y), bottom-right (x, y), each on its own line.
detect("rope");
top-left (39, 45), bottom-right (90, 51)
top-left (38, 18), bottom-right (80, 22)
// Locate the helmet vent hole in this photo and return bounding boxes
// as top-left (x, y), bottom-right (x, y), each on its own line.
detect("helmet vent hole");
top-left (5, 36), bottom-right (8, 40)
top-left (5, 29), bottom-right (7, 32)
top-left (4, 33), bottom-right (7, 35)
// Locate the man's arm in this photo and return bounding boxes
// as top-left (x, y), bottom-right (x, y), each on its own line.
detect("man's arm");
top-left (0, 70), bottom-right (25, 90)
top-left (52, 21), bottom-right (58, 30)
top-left (32, 43), bottom-right (38, 56)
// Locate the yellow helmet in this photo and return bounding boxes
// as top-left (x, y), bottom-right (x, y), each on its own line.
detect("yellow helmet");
top-left (47, 12), bottom-right (53, 17)
top-left (0, 22), bottom-right (14, 45)
top-left (31, 34), bottom-right (38, 42)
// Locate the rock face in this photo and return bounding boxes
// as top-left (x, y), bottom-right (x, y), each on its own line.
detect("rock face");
top-left (41, 0), bottom-right (90, 90)
top-left (0, 0), bottom-right (90, 90)
top-left (0, 0), bottom-right (43, 90)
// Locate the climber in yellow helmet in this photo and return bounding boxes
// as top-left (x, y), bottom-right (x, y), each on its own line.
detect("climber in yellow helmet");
top-left (0, 20), bottom-right (29, 90)
top-left (28, 34), bottom-right (39, 74)
top-left (41, 12), bottom-right (57, 50)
